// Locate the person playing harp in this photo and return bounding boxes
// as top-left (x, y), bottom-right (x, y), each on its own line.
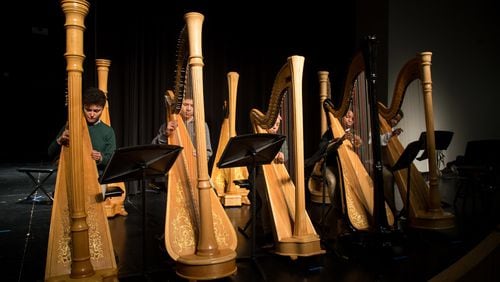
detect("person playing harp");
top-left (321, 48), bottom-right (395, 233)
top-left (378, 52), bottom-right (454, 229)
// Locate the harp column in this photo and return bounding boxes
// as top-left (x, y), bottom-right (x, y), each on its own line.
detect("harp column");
top-left (96, 59), bottom-right (111, 117)
top-left (290, 56), bottom-right (308, 236)
top-left (96, 58), bottom-right (128, 217)
top-left (61, 0), bottom-right (94, 278)
top-left (308, 71), bottom-right (332, 204)
top-left (175, 12), bottom-right (237, 280)
top-left (318, 71), bottom-right (330, 135)
top-left (221, 71), bottom-right (245, 206)
top-left (420, 52), bottom-right (440, 209)
top-left (410, 52), bottom-right (454, 229)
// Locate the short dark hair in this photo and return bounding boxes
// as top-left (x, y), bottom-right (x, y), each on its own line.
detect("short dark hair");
top-left (82, 87), bottom-right (107, 107)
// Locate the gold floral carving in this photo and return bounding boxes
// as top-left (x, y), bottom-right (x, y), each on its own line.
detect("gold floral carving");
top-left (172, 179), bottom-right (196, 252)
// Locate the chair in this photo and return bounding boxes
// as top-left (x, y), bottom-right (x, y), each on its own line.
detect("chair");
top-left (454, 139), bottom-right (500, 215)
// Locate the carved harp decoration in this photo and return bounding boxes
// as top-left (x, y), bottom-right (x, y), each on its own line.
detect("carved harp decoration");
top-left (164, 12), bottom-right (237, 280)
top-left (45, 0), bottom-right (117, 280)
top-left (96, 58), bottom-right (128, 218)
top-left (250, 55), bottom-right (325, 258)
top-left (211, 72), bottom-right (250, 206)
top-left (378, 52), bottom-right (454, 229)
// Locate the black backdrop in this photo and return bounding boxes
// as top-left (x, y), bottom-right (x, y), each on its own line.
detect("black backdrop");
top-left (17, 0), bottom-right (381, 169)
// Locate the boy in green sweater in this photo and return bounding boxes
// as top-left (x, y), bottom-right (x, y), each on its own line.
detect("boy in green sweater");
top-left (48, 87), bottom-right (116, 174)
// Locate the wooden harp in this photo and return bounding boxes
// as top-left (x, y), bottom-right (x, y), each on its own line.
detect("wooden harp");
top-left (45, 0), bottom-right (117, 280)
top-left (322, 50), bottom-right (395, 231)
top-left (211, 72), bottom-right (250, 206)
top-left (163, 12), bottom-right (237, 280)
top-left (250, 55), bottom-right (325, 258)
top-left (378, 52), bottom-right (455, 229)
top-left (96, 58), bottom-right (128, 217)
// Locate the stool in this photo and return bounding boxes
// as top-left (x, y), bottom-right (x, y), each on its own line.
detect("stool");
top-left (17, 167), bottom-right (57, 203)
top-left (95, 185), bottom-right (124, 202)
top-left (105, 186), bottom-right (124, 198)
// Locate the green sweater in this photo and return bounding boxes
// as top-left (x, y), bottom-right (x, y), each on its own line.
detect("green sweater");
top-left (48, 121), bottom-right (116, 170)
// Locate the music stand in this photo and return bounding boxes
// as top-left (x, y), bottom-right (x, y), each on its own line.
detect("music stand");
top-left (99, 144), bottom-right (182, 277)
top-left (416, 130), bottom-right (453, 162)
top-left (304, 128), bottom-right (339, 239)
top-left (217, 133), bottom-right (285, 280)
top-left (391, 139), bottom-right (424, 222)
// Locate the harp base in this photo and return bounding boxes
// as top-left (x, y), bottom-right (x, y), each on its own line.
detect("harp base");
top-left (103, 183), bottom-right (128, 218)
top-left (274, 235), bottom-right (326, 259)
top-left (222, 188), bottom-right (250, 206)
top-left (309, 190), bottom-right (332, 204)
top-left (104, 197), bottom-right (128, 217)
top-left (409, 210), bottom-right (455, 230)
top-left (45, 268), bottom-right (118, 282)
top-left (238, 187), bottom-right (251, 205)
top-left (176, 249), bottom-right (237, 280)
top-left (222, 193), bottom-right (243, 207)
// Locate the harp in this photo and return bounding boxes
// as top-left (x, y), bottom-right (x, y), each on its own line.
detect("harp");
top-left (322, 49), bottom-right (395, 231)
top-left (250, 55), bottom-right (325, 258)
top-left (163, 12), bottom-right (237, 280)
top-left (378, 52), bottom-right (455, 229)
top-left (308, 71), bottom-right (333, 204)
top-left (96, 59), bottom-right (128, 217)
top-left (45, 0), bottom-right (117, 280)
top-left (211, 72), bottom-right (250, 206)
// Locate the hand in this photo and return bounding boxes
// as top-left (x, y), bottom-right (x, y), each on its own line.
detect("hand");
top-left (353, 135), bottom-right (363, 147)
top-left (274, 152), bottom-right (285, 164)
top-left (57, 129), bottom-right (70, 146)
top-left (91, 149), bottom-right (102, 163)
top-left (343, 132), bottom-right (353, 141)
top-left (343, 132), bottom-right (362, 147)
top-left (392, 128), bottom-right (403, 137)
top-left (165, 120), bottom-right (178, 137)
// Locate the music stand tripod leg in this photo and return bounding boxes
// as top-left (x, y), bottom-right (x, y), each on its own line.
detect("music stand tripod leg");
top-left (398, 165), bottom-right (412, 228)
top-left (99, 144), bottom-right (183, 278)
top-left (405, 166), bottom-right (411, 221)
top-left (235, 162), bottom-right (268, 281)
top-left (238, 217), bottom-right (252, 239)
top-left (216, 133), bottom-right (286, 281)
top-left (319, 156), bottom-right (328, 234)
top-left (250, 162), bottom-right (268, 281)
top-left (237, 174), bottom-right (254, 239)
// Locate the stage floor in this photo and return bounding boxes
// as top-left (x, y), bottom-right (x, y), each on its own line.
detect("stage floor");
top-left (1, 162), bottom-right (498, 281)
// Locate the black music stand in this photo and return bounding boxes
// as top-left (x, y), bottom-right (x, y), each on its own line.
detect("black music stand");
top-left (99, 144), bottom-right (182, 277)
top-left (304, 128), bottom-right (340, 239)
top-left (416, 131), bottom-right (453, 208)
top-left (391, 139), bottom-right (424, 223)
top-left (217, 133), bottom-right (285, 280)
top-left (416, 131), bottom-right (453, 163)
